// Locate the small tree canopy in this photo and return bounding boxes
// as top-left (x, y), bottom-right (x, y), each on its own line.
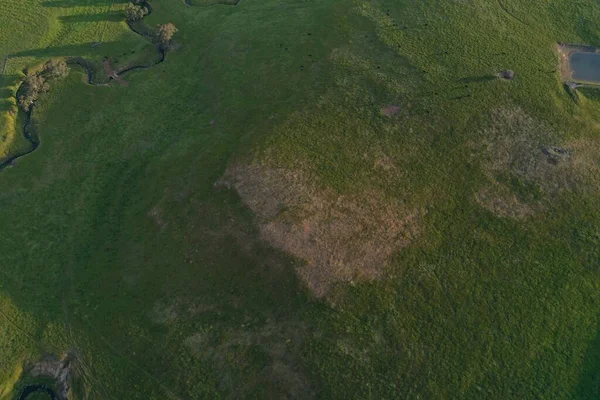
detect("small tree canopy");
top-left (126, 3), bottom-right (147, 22)
top-left (43, 59), bottom-right (69, 79)
top-left (156, 23), bottom-right (178, 50)
top-left (18, 59), bottom-right (69, 112)
top-left (18, 74), bottom-right (50, 112)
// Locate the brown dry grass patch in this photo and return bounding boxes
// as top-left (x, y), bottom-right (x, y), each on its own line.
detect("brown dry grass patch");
top-left (475, 183), bottom-right (536, 220)
top-left (480, 108), bottom-right (569, 189)
top-left (220, 164), bottom-right (421, 297)
top-left (381, 104), bottom-right (401, 117)
top-left (474, 107), bottom-right (598, 218)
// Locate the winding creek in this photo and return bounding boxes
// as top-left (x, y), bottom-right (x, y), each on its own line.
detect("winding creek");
top-left (0, 1), bottom-right (165, 172)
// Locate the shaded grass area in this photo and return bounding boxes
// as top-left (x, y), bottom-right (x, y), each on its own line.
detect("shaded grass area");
top-left (188, 0), bottom-right (240, 6)
top-left (1, 0), bottom-right (600, 398)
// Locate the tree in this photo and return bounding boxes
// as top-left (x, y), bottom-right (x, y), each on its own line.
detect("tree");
top-left (17, 59), bottom-right (70, 112)
top-left (126, 3), bottom-right (147, 22)
top-left (43, 59), bottom-right (69, 79)
top-left (156, 23), bottom-right (178, 50)
top-left (18, 74), bottom-right (49, 112)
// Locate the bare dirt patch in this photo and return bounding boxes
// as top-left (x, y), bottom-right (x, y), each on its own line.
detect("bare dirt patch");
top-left (381, 104), bottom-right (401, 117)
top-left (27, 354), bottom-right (72, 400)
top-left (374, 152), bottom-right (396, 172)
top-left (220, 164), bottom-right (421, 297)
top-left (103, 58), bottom-right (128, 86)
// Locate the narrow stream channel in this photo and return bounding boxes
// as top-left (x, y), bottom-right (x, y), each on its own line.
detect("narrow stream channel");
top-left (0, 0), bottom-right (164, 172)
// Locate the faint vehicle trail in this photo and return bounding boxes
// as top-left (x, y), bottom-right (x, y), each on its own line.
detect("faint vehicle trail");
top-left (183, 0), bottom-right (244, 7)
top-left (0, 307), bottom-right (39, 343)
top-left (58, 188), bottom-right (117, 400)
top-left (81, 316), bottom-right (186, 400)
top-left (497, 0), bottom-right (527, 25)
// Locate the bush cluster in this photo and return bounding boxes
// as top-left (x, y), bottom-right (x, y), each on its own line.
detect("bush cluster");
top-left (18, 60), bottom-right (69, 112)
top-left (125, 2), bottom-right (148, 22)
top-left (156, 23), bottom-right (178, 50)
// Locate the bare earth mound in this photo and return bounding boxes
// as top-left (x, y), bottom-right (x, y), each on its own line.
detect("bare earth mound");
top-left (27, 354), bottom-right (72, 400)
top-left (220, 164), bottom-right (420, 297)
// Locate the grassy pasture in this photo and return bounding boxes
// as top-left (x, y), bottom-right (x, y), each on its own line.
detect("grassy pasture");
top-left (1, 0), bottom-right (600, 399)
top-left (187, 0), bottom-right (240, 6)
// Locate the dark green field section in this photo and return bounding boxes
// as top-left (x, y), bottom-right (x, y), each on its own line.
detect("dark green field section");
top-left (1, 0), bottom-right (600, 399)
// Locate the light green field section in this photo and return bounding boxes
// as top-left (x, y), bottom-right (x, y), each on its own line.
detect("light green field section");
top-left (1, 0), bottom-right (600, 398)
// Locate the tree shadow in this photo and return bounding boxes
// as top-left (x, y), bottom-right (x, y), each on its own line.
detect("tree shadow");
top-left (43, 0), bottom-right (127, 7)
top-left (0, 74), bottom-right (21, 84)
top-left (0, 76), bottom-right (20, 102)
top-left (578, 86), bottom-right (600, 101)
top-left (575, 319), bottom-right (600, 399)
top-left (58, 12), bottom-right (124, 24)
top-left (0, 87), bottom-right (14, 98)
top-left (563, 83), bottom-right (580, 104)
top-left (459, 75), bottom-right (497, 83)
top-left (0, 73), bottom-right (20, 82)
top-left (9, 42), bottom-right (119, 59)
top-left (0, 100), bottom-right (14, 112)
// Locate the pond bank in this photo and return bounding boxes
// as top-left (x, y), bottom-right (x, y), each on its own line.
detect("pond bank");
top-left (18, 384), bottom-right (57, 400)
top-left (557, 42), bottom-right (600, 86)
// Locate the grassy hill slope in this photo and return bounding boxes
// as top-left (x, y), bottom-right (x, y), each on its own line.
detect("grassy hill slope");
top-left (1, 0), bottom-right (600, 398)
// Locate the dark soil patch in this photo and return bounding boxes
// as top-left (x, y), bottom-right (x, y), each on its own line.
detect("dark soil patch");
top-left (381, 104), bottom-right (401, 116)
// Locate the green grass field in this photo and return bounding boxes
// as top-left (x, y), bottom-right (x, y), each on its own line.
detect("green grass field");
top-left (1, 0), bottom-right (600, 398)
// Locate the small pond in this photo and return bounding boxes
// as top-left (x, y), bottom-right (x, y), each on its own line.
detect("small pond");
top-left (18, 384), bottom-right (56, 400)
top-left (569, 52), bottom-right (600, 83)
